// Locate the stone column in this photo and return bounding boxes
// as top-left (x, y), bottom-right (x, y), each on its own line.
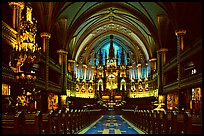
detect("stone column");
top-left (8, 2), bottom-right (24, 30)
top-left (158, 48), bottom-right (168, 89)
top-left (40, 32), bottom-right (51, 91)
top-left (157, 48), bottom-right (168, 94)
top-left (175, 29), bottom-right (186, 88)
top-left (68, 59), bottom-right (75, 73)
top-left (157, 50), bottom-right (161, 94)
top-left (57, 49), bottom-right (68, 93)
top-left (149, 58), bottom-right (157, 75)
top-left (68, 59), bottom-right (75, 93)
top-left (57, 50), bottom-right (63, 86)
top-left (175, 29), bottom-right (186, 111)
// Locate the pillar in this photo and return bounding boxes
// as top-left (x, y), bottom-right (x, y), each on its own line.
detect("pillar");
top-left (146, 63), bottom-right (148, 78)
top-left (137, 63), bottom-right (141, 81)
top-left (149, 58), bottom-right (157, 75)
top-left (83, 64), bottom-right (87, 80)
top-left (157, 48), bottom-right (168, 94)
top-left (57, 49), bottom-right (68, 93)
top-left (76, 63), bottom-right (78, 79)
top-left (175, 29), bottom-right (186, 88)
top-left (40, 32), bottom-right (51, 91)
top-left (68, 59), bottom-right (75, 92)
top-left (128, 66), bottom-right (133, 80)
top-left (68, 59), bottom-right (75, 73)
top-left (8, 2), bottom-right (24, 30)
top-left (158, 48), bottom-right (168, 86)
top-left (175, 29), bottom-right (186, 110)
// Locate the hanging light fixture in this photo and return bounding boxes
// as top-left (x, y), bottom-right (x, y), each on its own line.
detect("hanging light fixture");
top-left (11, 2), bottom-right (41, 90)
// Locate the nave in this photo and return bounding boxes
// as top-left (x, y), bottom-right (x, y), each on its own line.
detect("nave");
top-left (79, 114), bottom-right (145, 134)
top-left (2, 106), bottom-right (202, 134)
top-left (2, 2), bottom-right (202, 134)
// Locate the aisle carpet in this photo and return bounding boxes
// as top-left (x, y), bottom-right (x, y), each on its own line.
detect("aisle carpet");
top-left (78, 115), bottom-right (145, 134)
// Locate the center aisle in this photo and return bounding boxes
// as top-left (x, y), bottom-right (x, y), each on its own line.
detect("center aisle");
top-left (78, 115), bottom-right (146, 134)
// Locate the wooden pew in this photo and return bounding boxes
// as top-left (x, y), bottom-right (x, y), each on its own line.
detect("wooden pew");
top-left (133, 110), bottom-right (138, 127)
top-left (2, 111), bottom-right (24, 134)
top-left (41, 110), bottom-right (54, 134)
top-left (82, 109), bottom-right (88, 128)
top-left (77, 109), bottom-right (82, 130)
top-left (23, 111), bottom-right (42, 134)
top-left (158, 110), bottom-right (167, 134)
top-left (70, 109), bottom-right (75, 134)
top-left (191, 114), bottom-right (202, 134)
top-left (148, 110), bottom-right (154, 134)
top-left (80, 109), bottom-right (84, 129)
top-left (144, 110), bottom-right (150, 133)
top-left (62, 108), bottom-right (69, 134)
top-left (184, 112), bottom-right (192, 134)
top-left (175, 111), bottom-right (193, 134)
top-left (55, 109), bottom-right (64, 134)
top-left (141, 110), bottom-right (146, 130)
top-left (166, 111), bottom-right (177, 134)
top-left (2, 113), bottom-right (16, 134)
top-left (73, 109), bottom-right (79, 133)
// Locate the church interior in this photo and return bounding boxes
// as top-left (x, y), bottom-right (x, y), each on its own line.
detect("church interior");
top-left (2, 2), bottom-right (202, 134)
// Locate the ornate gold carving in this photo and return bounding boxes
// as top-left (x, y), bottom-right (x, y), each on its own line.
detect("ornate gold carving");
top-left (68, 59), bottom-right (75, 63)
top-left (158, 48), bottom-right (168, 52)
top-left (40, 32), bottom-right (51, 39)
top-left (175, 29), bottom-right (186, 36)
top-left (57, 49), bottom-right (68, 54)
top-left (8, 2), bottom-right (24, 10)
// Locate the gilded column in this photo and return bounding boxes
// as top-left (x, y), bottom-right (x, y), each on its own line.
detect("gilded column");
top-left (175, 29), bottom-right (186, 111)
top-left (158, 48), bottom-right (168, 88)
top-left (146, 63), bottom-right (148, 78)
top-left (68, 59), bottom-right (75, 92)
top-left (68, 59), bottom-right (75, 73)
top-left (137, 63), bottom-right (141, 81)
top-left (76, 63), bottom-right (78, 79)
top-left (157, 50), bottom-right (161, 94)
top-left (149, 58), bottom-right (157, 75)
top-left (8, 2), bottom-right (24, 30)
top-left (128, 66), bottom-right (133, 80)
top-left (40, 32), bottom-right (51, 91)
top-left (83, 64), bottom-right (87, 80)
top-left (175, 29), bottom-right (186, 89)
top-left (57, 49), bottom-right (68, 93)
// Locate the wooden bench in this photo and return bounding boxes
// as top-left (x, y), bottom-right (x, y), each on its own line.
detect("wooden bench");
top-left (69, 109), bottom-right (75, 134)
top-left (144, 110), bottom-right (150, 133)
top-left (158, 110), bottom-right (167, 134)
top-left (176, 111), bottom-right (193, 134)
top-left (62, 108), bottom-right (69, 134)
top-left (192, 114), bottom-right (202, 134)
top-left (41, 110), bottom-right (54, 134)
top-left (2, 111), bottom-right (25, 134)
top-left (23, 111), bottom-right (42, 134)
top-left (55, 109), bottom-right (64, 134)
top-left (2, 113), bottom-right (16, 134)
top-left (168, 111), bottom-right (178, 134)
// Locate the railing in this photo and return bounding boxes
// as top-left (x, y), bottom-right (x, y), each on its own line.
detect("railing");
top-left (163, 81), bottom-right (178, 92)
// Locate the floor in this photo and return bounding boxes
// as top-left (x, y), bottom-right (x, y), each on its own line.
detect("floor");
top-left (78, 114), bottom-right (146, 134)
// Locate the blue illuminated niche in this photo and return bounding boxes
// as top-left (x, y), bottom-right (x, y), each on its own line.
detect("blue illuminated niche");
top-left (91, 42), bottom-right (128, 66)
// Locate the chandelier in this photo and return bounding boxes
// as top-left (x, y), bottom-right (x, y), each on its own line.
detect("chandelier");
top-left (11, 2), bottom-right (41, 89)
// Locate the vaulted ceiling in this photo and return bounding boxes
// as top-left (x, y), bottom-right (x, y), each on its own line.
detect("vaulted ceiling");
top-left (29, 2), bottom-right (202, 65)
